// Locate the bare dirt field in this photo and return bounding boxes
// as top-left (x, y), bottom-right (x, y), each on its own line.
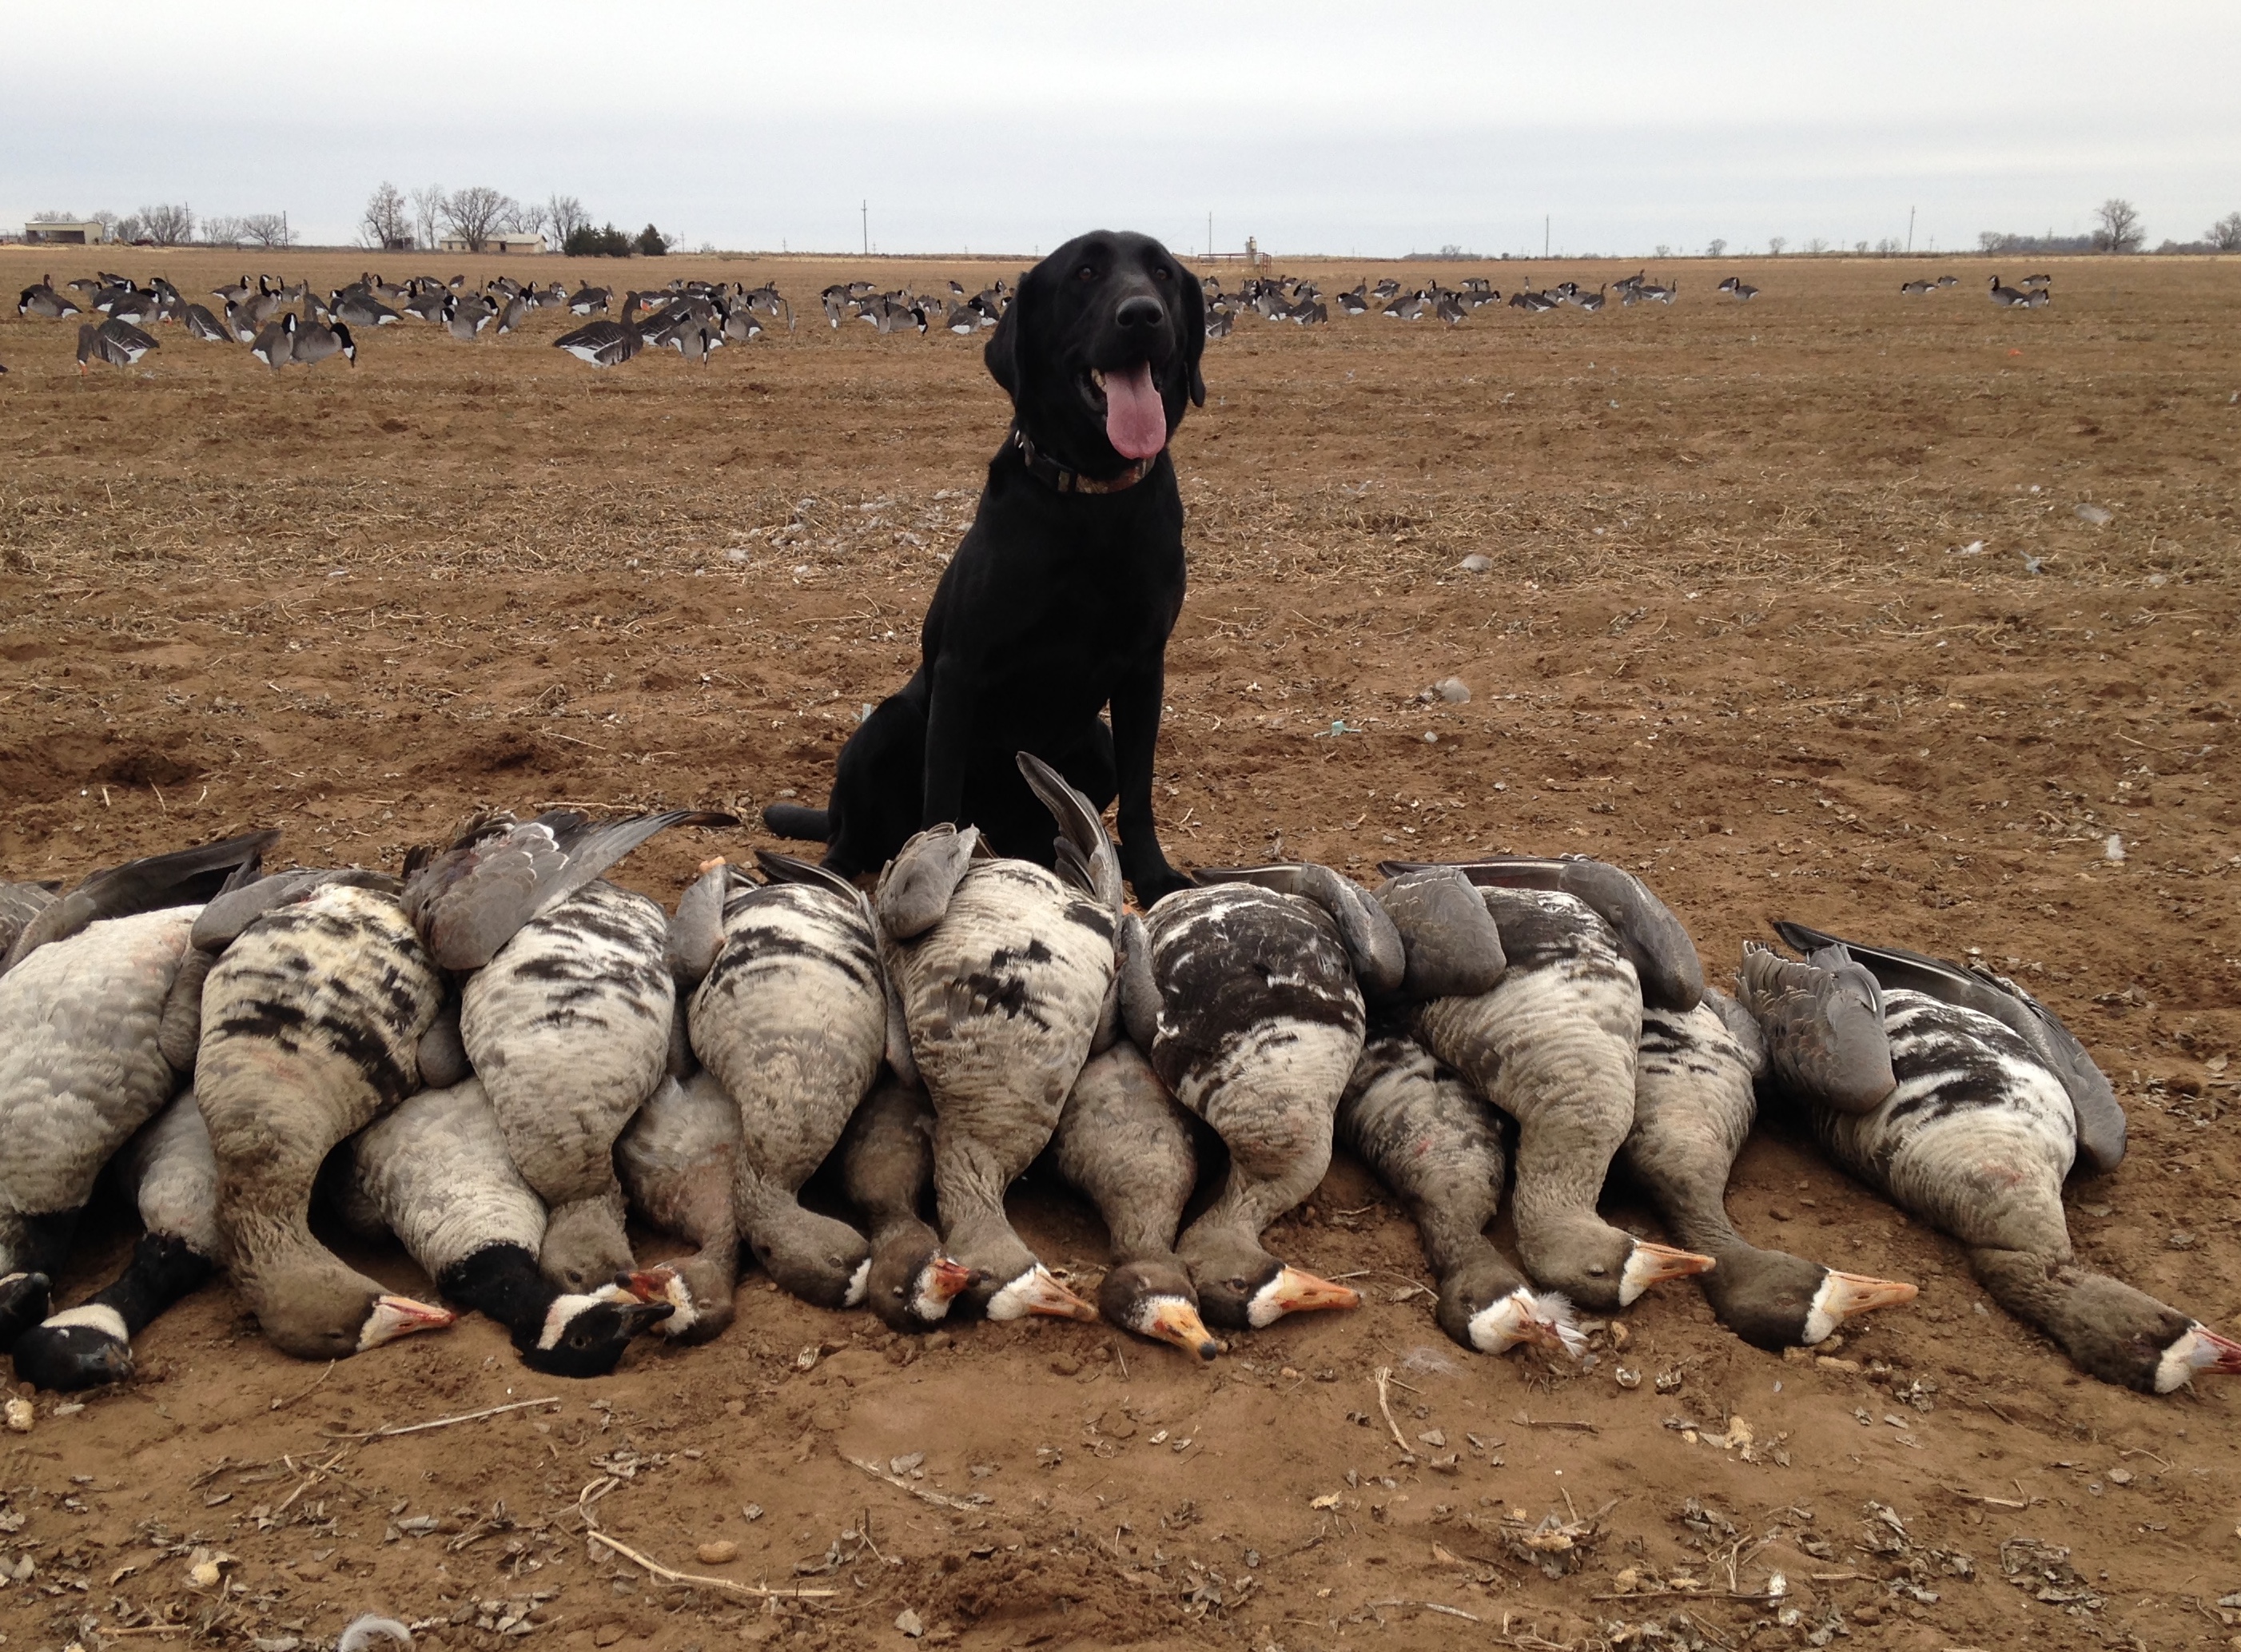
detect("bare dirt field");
top-left (2, 245), bottom-right (2238, 1652)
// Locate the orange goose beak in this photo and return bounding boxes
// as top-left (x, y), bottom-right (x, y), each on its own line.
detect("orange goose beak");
top-left (1623, 1241), bottom-right (1718, 1299)
top-left (1820, 1271), bottom-right (1920, 1322)
top-left (360, 1294), bottom-right (457, 1349)
top-left (1142, 1297), bottom-right (1220, 1362)
top-left (1261, 1267), bottom-right (1363, 1318)
top-left (925, 1257), bottom-right (977, 1303)
top-left (2190, 1325), bottom-right (2241, 1376)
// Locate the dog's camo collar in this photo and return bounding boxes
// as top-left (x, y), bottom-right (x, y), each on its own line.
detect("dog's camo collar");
top-left (1013, 430), bottom-right (1157, 495)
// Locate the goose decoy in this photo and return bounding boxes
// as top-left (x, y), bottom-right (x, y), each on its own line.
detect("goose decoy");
top-left (691, 854), bottom-right (885, 1309)
top-left (496, 294), bottom-right (529, 334)
top-left (292, 312), bottom-right (356, 368)
top-left (1129, 867), bottom-right (1379, 1329)
top-left (553, 319), bottom-right (641, 367)
top-left (444, 293), bottom-right (497, 340)
top-left (346, 1079), bottom-right (672, 1375)
top-left (1383, 855), bottom-right (1702, 1012)
top-left (840, 1077), bottom-right (976, 1332)
top-left (1935, 273), bottom-right (1960, 287)
top-left (1900, 280), bottom-right (1935, 296)
top-left (615, 1069), bottom-right (742, 1341)
top-left (723, 309), bottom-right (766, 344)
top-left (179, 302), bottom-right (229, 341)
top-left (76, 318), bottom-right (158, 373)
top-left (1754, 941), bottom-right (2238, 1393)
top-left (250, 312), bottom-right (297, 369)
top-left (1766, 918), bottom-right (2124, 1172)
top-left (2019, 273), bottom-right (2052, 290)
top-left (18, 278), bottom-right (79, 318)
top-left (194, 882), bottom-right (456, 1358)
top-left (1338, 1033), bottom-right (1581, 1357)
top-left (460, 878), bottom-right (677, 1293)
top-left (1049, 1041), bottom-right (1218, 1359)
top-left (1988, 275), bottom-right (2029, 307)
top-left (1575, 285), bottom-right (1607, 312)
top-left (880, 755), bottom-right (1117, 1323)
top-left (567, 285), bottom-right (611, 315)
top-left (2024, 287), bottom-right (2052, 309)
top-left (1411, 887), bottom-right (1713, 1312)
top-left (10, 1089), bottom-right (221, 1390)
top-left (1625, 990), bottom-right (1915, 1350)
top-left (4, 827), bottom-right (276, 974)
top-left (330, 289), bottom-right (401, 328)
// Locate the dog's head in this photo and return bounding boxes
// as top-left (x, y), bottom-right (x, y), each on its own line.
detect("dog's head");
top-left (985, 229), bottom-right (1205, 477)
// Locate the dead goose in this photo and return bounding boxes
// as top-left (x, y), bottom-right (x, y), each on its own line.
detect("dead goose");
top-left (615, 1070), bottom-right (744, 1341)
top-left (879, 755), bottom-right (1117, 1323)
top-left (10, 1089), bottom-right (222, 1390)
top-left (1411, 887), bottom-right (1714, 1312)
top-left (1754, 935), bottom-right (2234, 1393)
top-left (344, 1078), bottom-right (671, 1375)
top-left (1049, 1041), bottom-right (1218, 1359)
top-left (195, 883), bottom-right (456, 1358)
top-left (1626, 990), bottom-right (1915, 1350)
top-left (76, 318), bottom-right (158, 372)
top-left (1338, 1033), bottom-right (1582, 1358)
top-left (840, 1077), bottom-right (976, 1332)
top-left (3, 828), bottom-right (277, 974)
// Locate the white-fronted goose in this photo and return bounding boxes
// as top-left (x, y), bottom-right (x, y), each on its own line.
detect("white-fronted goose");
top-left (77, 318), bottom-right (158, 372)
top-left (1339, 1033), bottom-right (1581, 1357)
top-left (1626, 990), bottom-right (1915, 1349)
top-left (348, 1079), bottom-right (671, 1374)
top-left (195, 883), bottom-right (456, 1357)
top-left (880, 756), bottom-right (1116, 1322)
top-left (10, 1089), bottom-right (222, 1389)
top-left (615, 1069), bottom-right (743, 1341)
top-left (18, 278), bottom-right (78, 318)
top-left (179, 303), bottom-right (229, 341)
top-left (840, 1077), bottom-right (975, 1332)
top-left (1755, 929), bottom-right (2236, 1392)
top-left (554, 319), bottom-right (640, 367)
top-left (691, 854), bottom-right (885, 1309)
top-left (1411, 887), bottom-right (1713, 1311)
top-left (1049, 1041), bottom-right (1218, 1359)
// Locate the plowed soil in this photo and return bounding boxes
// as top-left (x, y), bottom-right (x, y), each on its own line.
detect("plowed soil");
top-left (2, 247), bottom-right (2237, 1652)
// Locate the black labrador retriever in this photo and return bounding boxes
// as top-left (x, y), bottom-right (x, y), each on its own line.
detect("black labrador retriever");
top-left (763, 229), bottom-right (1204, 904)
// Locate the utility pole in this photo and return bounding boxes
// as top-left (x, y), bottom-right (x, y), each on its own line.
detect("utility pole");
top-left (1208, 210), bottom-right (1213, 257)
top-left (1543, 215), bottom-right (1550, 259)
top-left (1907, 205), bottom-right (1916, 254)
top-left (861, 201), bottom-right (868, 257)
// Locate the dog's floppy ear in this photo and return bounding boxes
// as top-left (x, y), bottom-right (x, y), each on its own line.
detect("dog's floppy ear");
top-left (983, 268), bottom-right (1033, 404)
top-left (1176, 264), bottom-right (1207, 409)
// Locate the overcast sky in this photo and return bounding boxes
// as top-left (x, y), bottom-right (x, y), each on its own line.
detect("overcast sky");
top-left (8, 4), bottom-right (2238, 258)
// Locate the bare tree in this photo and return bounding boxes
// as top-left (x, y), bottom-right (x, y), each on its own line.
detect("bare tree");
top-left (91, 209), bottom-right (120, 241)
top-left (1805, 237), bottom-right (1829, 255)
top-left (1766, 236), bottom-right (1786, 256)
top-left (2207, 211), bottom-right (2241, 253)
top-left (508, 198), bottom-right (548, 239)
top-left (2092, 197), bottom-right (2143, 253)
top-left (440, 185), bottom-right (517, 252)
top-left (114, 213), bottom-right (145, 243)
top-left (202, 215), bottom-right (248, 247)
top-left (546, 193), bottom-right (590, 248)
top-left (411, 183), bottom-right (447, 253)
top-left (241, 212), bottom-right (293, 249)
top-left (1704, 237), bottom-right (1727, 257)
top-left (140, 202), bottom-right (197, 245)
top-left (362, 181), bottom-right (412, 249)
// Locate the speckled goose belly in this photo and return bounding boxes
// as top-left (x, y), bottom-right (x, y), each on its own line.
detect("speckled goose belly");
top-left (350, 1079), bottom-right (545, 1277)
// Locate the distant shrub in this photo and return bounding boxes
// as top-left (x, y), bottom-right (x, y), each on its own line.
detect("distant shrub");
top-left (635, 224), bottom-right (669, 257)
top-left (564, 222), bottom-right (634, 257)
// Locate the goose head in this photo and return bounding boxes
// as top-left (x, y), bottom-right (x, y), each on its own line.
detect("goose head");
top-left (1098, 1260), bottom-right (1217, 1360)
top-left (1701, 1252), bottom-right (1916, 1351)
top-left (865, 1229), bottom-right (977, 1332)
top-left (0, 1272), bottom-right (52, 1347)
top-left (1184, 1232), bottom-right (1359, 1330)
top-left (746, 1208), bottom-right (874, 1311)
top-left (1435, 1258), bottom-right (1584, 1357)
top-left (516, 1284), bottom-right (673, 1378)
top-left (10, 1304), bottom-right (135, 1391)
top-left (261, 1275), bottom-right (454, 1360)
top-left (1523, 1216), bottom-right (1713, 1312)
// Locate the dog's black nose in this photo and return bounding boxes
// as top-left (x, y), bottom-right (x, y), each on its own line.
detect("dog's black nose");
top-left (1116, 295), bottom-right (1165, 331)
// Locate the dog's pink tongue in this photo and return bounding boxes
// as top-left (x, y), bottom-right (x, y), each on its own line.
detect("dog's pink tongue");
top-left (1104, 362), bottom-right (1167, 460)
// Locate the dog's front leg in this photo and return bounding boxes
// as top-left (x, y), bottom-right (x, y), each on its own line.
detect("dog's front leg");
top-left (919, 657), bottom-right (972, 830)
top-left (1110, 663), bottom-right (1192, 906)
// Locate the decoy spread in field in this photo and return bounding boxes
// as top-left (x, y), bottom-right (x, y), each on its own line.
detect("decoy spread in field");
top-left (2, 757), bottom-right (2224, 1400)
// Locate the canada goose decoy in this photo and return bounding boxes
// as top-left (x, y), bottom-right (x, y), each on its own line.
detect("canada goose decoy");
top-left (2019, 273), bottom-right (2052, 289)
top-left (1383, 855), bottom-right (1702, 1012)
top-left (840, 1077), bottom-right (976, 1332)
top-left (179, 302), bottom-right (229, 341)
top-left (1338, 284), bottom-right (1368, 316)
top-left (691, 854), bottom-right (885, 1310)
top-left (18, 278), bottom-right (79, 319)
top-left (1900, 280), bottom-right (1935, 296)
top-left (1338, 1033), bottom-right (1582, 1357)
top-left (615, 1069), bottom-right (742, 1341)
top-left (444, 293), bottom-right (496, 340)
top-left (880, 755), bottom-right (1117, 1323)
top-left (1049, 1041), bottom-right (1218, 1359)
top-left (554, 319), bottom-right (641, 367)
top-left (496, 294), bottom-right (529, 334)
top-left (1754, 941), bottom-right (2237, 1393)
top-left (460, 878), bottom-right (677, 1293)
top-left (194, 882), bottom-right (456, 1358)
top-left (723, 309), bottom-right (765, 344)
top-left (331, 289), bottom-right (401, 328)
top-left (346, 1079), bottom-right (672, 1375)
top-left (292, 312), bottom-right (356, 368)
top-left (10, 1089), bottom-right (222, 1390)
top-left (1722, 280), bottom-right (1759, 301)
top-left (1130, 868), bottom-right (1378, 1329)
top-left (1625, 990), bottom-right (1916, 1351)
top-left (1204, 309), bottom-right (1233, 339)
top-left (1411, 887), bottom-right (1714, 1312)
top-left (1767, 918), bottom-right (2124, 1172)
top-left (2, 828), bottom-right (277, 975)
top-left (1575, 285), bottom-right (1606, 312)
top-left (76, 318), bottom-right (158, 373)
top-left (2024, 287), bottom-right (2052, 309)
top-left (1988, 275), bottom-right (2029, 307)
top-left (250, 312), bottom-right (297, 369)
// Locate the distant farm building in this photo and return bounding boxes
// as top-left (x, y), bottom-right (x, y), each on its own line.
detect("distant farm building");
top-left (436, 231), bottom-right (547, 254)
top-left (25, 221), bottom-right (105, 245)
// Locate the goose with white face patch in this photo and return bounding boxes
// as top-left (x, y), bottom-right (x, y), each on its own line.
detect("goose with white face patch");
top-left (1411, 887), bottom-right (1714, 1312)
top-left (1339, 1033), bottom-right (1582, 1359)
top-left (1050, 1040), bottom-right (1218, 1359)
top-left (880, 755), bottom-right (1117, 1324)
top-left (10, 1089), bottom-right (223, 1391)
top-left (1625, 990), bottom-right (1916, 1350)
top-left (615, 1070), bottom-right (744, 1341)
top-left (346, 1080), bottom-right (671, 1375)
top-left (1756, 925), bottom-right (2223, 1392)
top-left (690, 854), bottom-right (886, 1311)
top-left (195, 883), bottom-right (456, 1358)
top-left (1129, 867), bottom-right (1382, 1330)
top-left (840, 1078), bottom-right (977, 1332)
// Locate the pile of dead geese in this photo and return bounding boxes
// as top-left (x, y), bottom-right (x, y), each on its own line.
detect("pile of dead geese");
top-left (2, 759), bottom-right (2223, 1400)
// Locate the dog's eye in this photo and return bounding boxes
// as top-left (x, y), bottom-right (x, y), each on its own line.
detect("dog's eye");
top-left (1077, 264), bottom-right (1097, 281)
top-left (1152, 266), bottom-right (1171, 281)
